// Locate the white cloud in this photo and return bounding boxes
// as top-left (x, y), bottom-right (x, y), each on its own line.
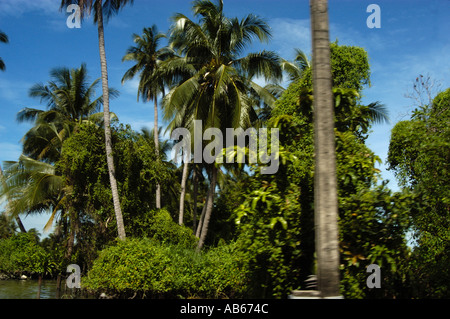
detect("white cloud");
top-left (121, 77), bottom-right (140, 96)
top-left (269, 17), bottom-right (311, 59)
top-left (118, 115), bottom-right (154, 131)
top-left (0, 0), bottom-right (60, 17)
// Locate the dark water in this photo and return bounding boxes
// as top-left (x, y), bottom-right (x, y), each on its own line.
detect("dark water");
top-left (0, 279), bottom-right (88, 299)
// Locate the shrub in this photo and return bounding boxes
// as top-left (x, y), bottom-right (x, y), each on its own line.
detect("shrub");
top-left (146, 209), bottom-right (198, 249)
top-left (83, 238), bottom-right (248, 298)
top-left (0, 232), bottom-right (60, 278)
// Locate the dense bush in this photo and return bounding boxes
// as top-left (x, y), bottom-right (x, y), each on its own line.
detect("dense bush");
top-left (83, 238), bottom-right (248, 298)
top-left (145, 209), bottom-right (198, 249)
top-left (0, 232), bottom-right (62, 278)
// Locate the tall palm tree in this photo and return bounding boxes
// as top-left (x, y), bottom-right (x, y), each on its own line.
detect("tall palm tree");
top-left (17, 64), bottom-right (117, 163)
top-left (60, 0), bottom-right (134, 240)
top-left (310, 0), bottom-right (340, 297)
top-left (0, 155), bottom-right (82, 259)
top-left (0, 30), bottom-right (7, 71)
top-left (6, 65), bottom-right (116, 258)
top-left (122, 25), bottom-right (174, 209)
top-left (163, 0), bottom-right (282, 250)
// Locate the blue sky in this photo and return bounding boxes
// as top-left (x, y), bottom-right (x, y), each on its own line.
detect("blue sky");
top-left (0, 0), bottom-right (449, 233)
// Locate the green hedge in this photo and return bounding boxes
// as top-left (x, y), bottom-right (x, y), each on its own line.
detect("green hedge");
top-left (83, 238), bottom-right (249, 298)
top-left (145, 209), bottom-right (198, 249)
top-left (0, 232), bottom-right (62, 277)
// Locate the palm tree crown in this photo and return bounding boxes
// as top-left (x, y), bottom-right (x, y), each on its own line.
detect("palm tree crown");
top-left (122, 25), bottom-right (173, 102)
top-left (162, 0), bottom-right (283, 250)
top-left (281, 48), bottom-right (311, 83)
top-left (122, 25), bottom-right (175, 209)
top-left (60, 0), bottom-right (134, 23)
top-left (164, 0), bottom-right (282, 132)
top-left (17, 64), bottom-right (117, 163)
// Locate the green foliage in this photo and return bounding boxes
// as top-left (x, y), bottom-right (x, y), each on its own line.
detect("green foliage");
top-left (145, 209), bottom-right (198, 249)
top-left (5, 4), bottom-right (445, 298)
top-left (339, 185), bottom-right (415, 298)
top-left (293, 41), bottom-right (371, 93)
top-left (56, 122), bottom-right (176, 241)
top-left (0, 232), bottom-right (63, 277)
top-left (388, 87), bottom-right (450, 298)
top-left (234, 177), bottom-right (304, 298)
top-left (84, 238), bottom-right (248, 298)
top-left (0, 213), bottom-right (16, 239)
top-left (228, 43), bottom-right (411, 298)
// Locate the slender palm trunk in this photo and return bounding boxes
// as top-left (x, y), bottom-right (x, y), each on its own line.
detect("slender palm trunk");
top-left (178, 160), bottom-right (189, 225)
top-left (197, 165), bottom-right (217, 251)
top-left (96, 1), bottom-right (126, 240)
top-left (65, 213), bottom-right (75, 260)
top-left (195, 194), bottom-right (208, 238)
top-left (192, 165), bottom-right (198, 232)
top-left (15, 217), bottom-right (27, 233)
top-left (310, 0), bottom-right (340, 297)
top-left (154, 97), bottom-right (161, 209)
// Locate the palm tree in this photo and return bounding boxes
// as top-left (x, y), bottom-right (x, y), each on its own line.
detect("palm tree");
top-left (0, 30), bottom-right (7, 71)
top-left (281, 48), bottom-right (310, 83)
top-left (310, 0), bottom-right (340, 297)
top-left (17, 64), bottom-right (117, 163)
top-left (0, 164), bottom-right (26, 233)
top-left (1, 155), bottom-right (65, 237)
top-left (163, 0), bottom-right (282, 250)
top-left (139, 127), bottom-right (182, 212)
top-left (5, 65), bottom-right (117, 258)
top-left (60, 0), bottom-right (134, 240)
top-left (122, 26), bottom-right (174, 209)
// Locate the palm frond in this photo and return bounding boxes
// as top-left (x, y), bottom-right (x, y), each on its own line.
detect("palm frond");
top-left (235, 50), bottom-right (282, 83)
top-left (365, 101), bottom-right (390, 125)
top-left (0, 30), bottom-right (8, 43)
top-left (1, 155), bottom-right (64, 219)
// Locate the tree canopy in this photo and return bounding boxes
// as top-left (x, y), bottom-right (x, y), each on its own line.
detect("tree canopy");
top-left (0, 0), bottom-right (448, 300)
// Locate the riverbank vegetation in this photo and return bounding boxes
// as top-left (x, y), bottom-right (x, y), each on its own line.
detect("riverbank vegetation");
top-left (1, 0), bottom-right (449, 299)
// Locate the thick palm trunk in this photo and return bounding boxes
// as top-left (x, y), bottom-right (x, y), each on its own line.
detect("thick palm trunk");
top-left (310, 0), bottom-right (340, 297)
top-left (96, 1), bottom-right (126, 240)
top-left (178, 161), bottom-right (189, 225)
top-left (154, 97), bottom-right (161, 209)
top-left (197, 165), bottom-right (217, 251)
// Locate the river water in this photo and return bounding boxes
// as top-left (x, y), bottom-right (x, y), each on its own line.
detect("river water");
top-left (0, 279), bottom-right (89, 299)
